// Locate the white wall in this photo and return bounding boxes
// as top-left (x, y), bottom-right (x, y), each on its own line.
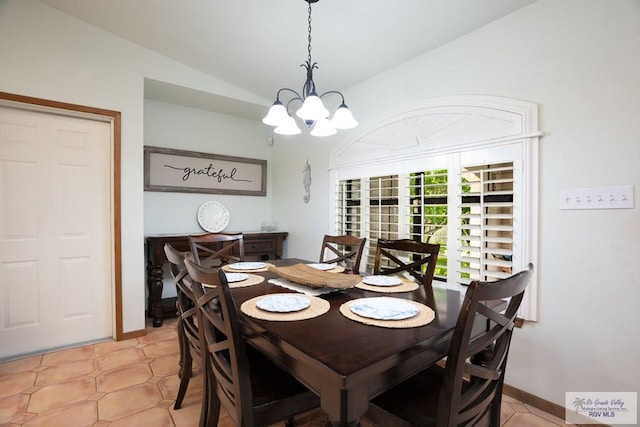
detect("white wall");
top-left (143, 100), bottom-right (276, 299)
top-left (0, 0), bottom-right (268, 334)
top-left (273, 0), bottom-right (640, 407)
top-left (143, 100), bottom-right (275, 235)
top-left (2, 0), bottom-right (638, 410)
top-left (270, 132), bottom-right (333, 261)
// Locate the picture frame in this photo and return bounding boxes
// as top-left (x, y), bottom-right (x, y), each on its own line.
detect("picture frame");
top-left (144, 146), bottom-right (267, 196)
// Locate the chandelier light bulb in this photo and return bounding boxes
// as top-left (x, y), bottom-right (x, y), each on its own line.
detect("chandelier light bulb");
top-left (262, 101), bottom-right (288, 126)
top-left (330, 103), bottom-right (358, 129)
top-left (274, 115), bottom-right (302, 135)
top-left (310, 118), bottom-right (337, 137)
top-left (296, 95), bottom-right (329, 121)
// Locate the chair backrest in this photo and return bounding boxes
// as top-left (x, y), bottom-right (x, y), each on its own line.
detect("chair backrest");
top-left (188, 232), bottom-right (245, 267)
top-left (373, 239), bottom-right (441, 289)
top-left (184, 257), bottom-right (256, 426)
top-left (437, 263), bottom-right (534, 426)
top-left (319, 234), bottom-right (366, 274)
top-left (164, 244), bottom-right (202, 361)
top-left (164, 242), bottom-right (189, 288)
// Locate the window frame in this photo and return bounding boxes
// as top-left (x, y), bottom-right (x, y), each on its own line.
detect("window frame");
top-left (329, 96), bottom-right (540, 321)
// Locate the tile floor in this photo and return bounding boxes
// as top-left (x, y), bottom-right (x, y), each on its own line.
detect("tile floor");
top-left (0, 317), bottom-right (567, 426)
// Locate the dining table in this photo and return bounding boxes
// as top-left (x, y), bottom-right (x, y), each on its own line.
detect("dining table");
top-left (227, 258), bottom-right (498, 427)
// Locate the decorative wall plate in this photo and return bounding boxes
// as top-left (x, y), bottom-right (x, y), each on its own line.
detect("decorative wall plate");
top-left (197, 200), bottom-right (230, 232)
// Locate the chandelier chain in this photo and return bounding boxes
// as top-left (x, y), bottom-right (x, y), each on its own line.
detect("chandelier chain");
top-left (307, 2), bottom-right (313, 64)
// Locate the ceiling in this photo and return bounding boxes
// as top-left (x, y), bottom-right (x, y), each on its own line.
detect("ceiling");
top-left (37, 0), bottom-right (538, 119)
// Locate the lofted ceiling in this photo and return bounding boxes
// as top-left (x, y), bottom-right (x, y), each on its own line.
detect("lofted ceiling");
top-left (37, 0), bottom-right (538, 119)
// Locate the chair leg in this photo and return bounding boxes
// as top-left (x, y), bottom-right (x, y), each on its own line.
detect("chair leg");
top-left (490, 378), bottom-right (506, 425)
top-left (204, 369), bottom-right (220, 427)
top-left (176, 317), bottom-right (186, 378)
top-left (174, 332), bottom-right (193, 409)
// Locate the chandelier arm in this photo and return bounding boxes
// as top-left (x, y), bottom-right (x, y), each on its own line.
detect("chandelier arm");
top-left (318, 90), bottom-right (346, 104)
top-left (274, 88), bottom-right (304, 116)
top-left (285, 97), bottom-right (304, 113)
top-left (276, 87), bottom-right (303, 102)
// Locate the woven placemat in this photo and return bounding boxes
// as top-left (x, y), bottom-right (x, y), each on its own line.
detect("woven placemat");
top-left (222, 263), bottom-right (274, 273)
top-left (202, 274), bottom-right (265, 289)
top-left (241, 293), bottom-right (330, 321)
top-left (355, 278), bottom-right (418, 293)
top-left (229, 274), bottom-right (265, 288)
top-left (339, 298), bottom-right (435, 328)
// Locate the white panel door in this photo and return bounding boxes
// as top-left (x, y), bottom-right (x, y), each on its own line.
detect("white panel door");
top-left (0, 106), bottom-right (112, 360)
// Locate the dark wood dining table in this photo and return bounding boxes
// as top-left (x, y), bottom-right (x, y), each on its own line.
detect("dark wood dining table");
top-left (231, 259), bottom-right (489, 426)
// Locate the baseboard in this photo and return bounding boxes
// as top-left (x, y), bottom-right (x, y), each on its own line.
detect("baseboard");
top-left (119, 328), bottom-right (146, 341)
top-left (502, 384), bottom-right (609, 427)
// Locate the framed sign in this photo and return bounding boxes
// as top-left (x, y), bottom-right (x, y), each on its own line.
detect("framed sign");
top-left (144, 146), bottom-right (266, 196)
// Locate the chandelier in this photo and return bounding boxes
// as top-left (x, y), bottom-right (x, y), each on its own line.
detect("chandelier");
top-left (262, 0), bottom-right (358, 137)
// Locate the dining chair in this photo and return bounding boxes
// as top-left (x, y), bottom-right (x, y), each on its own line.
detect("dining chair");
top-left (164, 243), bottom-right (206, 421)
top-left (364, 263), bottom-right (534, 427)
top-left (184, 258), bottom-right (321, 427)
top-left (373, 238), bottom-right (441, 290)
top-left (319, 234), bottom-right (367, 274)
top-left (188, 232), bottom-right (245, 267)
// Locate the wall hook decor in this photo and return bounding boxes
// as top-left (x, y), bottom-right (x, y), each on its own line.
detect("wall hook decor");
top-left (303, 159), bottom-right (311, 203)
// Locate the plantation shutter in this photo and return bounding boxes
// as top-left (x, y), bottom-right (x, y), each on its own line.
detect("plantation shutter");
top-left (406, 170), bottom-right (449, 279)
top-left (364, 175), bottom-right (399, 270)
top-left (335, 179), bottom-right (362, 236)
top-left (457, 162), bottom-right (515, 284)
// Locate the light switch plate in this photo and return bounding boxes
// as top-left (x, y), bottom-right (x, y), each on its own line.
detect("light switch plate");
top-left (560, 185), bottom-right (634, 210)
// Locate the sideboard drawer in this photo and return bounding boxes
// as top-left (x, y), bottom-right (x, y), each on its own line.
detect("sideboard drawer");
top-left (245, 239), bottom-right (276, 254)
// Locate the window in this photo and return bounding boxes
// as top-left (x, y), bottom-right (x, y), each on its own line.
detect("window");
top-left (329, 96), bottom-right (540, 320)
top-left (335, 155), bottom-right (521, 301)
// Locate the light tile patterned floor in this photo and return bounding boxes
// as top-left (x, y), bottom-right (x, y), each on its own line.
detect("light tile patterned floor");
top-left (0, 317), bottom-right (566, 426)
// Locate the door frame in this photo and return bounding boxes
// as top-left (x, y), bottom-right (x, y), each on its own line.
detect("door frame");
top-left (0, 91), bottom-right (126, 340)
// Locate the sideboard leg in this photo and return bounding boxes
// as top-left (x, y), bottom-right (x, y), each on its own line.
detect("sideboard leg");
top-left (148, 263), bottom-right (165, 327)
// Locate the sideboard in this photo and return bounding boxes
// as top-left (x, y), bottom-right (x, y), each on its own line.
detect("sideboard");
top-left (145, 231), bottom-right (288, 327)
